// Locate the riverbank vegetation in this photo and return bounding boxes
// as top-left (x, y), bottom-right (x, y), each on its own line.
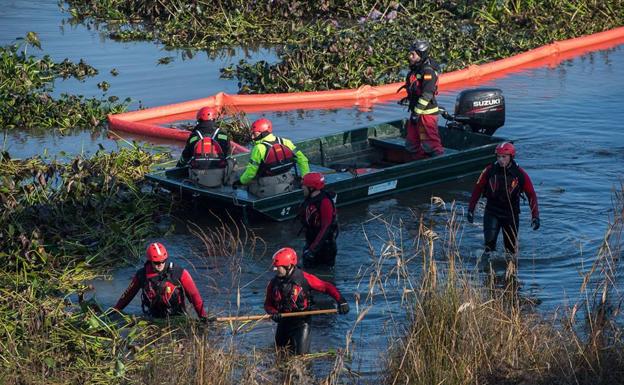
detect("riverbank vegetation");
top-left (0, 33), bottom-right (129, 131)
top-left (0, 145), bottom-right (170, 383)
top-left (64, 0), bottom-right (624, 93)
top-left (384, 196), bottom-right (624, 384)
top-left (2, 145), bottom-right (623, 383)
top-left (0, 145), bottom-right (336, 384)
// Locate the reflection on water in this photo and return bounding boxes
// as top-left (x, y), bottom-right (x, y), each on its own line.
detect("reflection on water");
top-left (3, 0), bottom-right (624, 380)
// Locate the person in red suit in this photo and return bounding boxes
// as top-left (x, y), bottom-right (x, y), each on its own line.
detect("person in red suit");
top-left (401, 40), bottom-right (444, 159)
top-left (467, 142), bottom-right (540, 255)
top-left (264, 247), bottom-right (349, 355)
top-left (114, 242), bottom-right (213, 320)
top-left (299, 172), bottom-right (339, 267)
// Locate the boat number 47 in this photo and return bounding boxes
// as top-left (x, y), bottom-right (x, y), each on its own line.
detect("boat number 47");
top-left (280, 206), bottom-right (292, 216)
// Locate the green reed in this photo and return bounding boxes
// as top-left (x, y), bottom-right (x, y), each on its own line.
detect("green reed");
top-left (382, 193), bottom-right (624, 385)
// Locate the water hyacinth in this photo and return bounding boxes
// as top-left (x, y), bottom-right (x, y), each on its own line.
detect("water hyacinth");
top-left (64, 0), bottom-right (624, 93)
top-left (0, 33), bottom-right (129, 130)
top-left (0, 146), bottom-right (170, 272)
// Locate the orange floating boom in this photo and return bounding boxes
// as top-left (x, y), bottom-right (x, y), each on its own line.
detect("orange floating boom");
top-left (109, 27), bottom-right (624, 142)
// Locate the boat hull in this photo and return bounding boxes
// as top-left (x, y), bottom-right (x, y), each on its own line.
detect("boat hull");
top-left (146, 119), bottom-right (506, 221)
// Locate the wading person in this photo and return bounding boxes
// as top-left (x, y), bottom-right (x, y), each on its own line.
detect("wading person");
top-left (400, 40), bottom-right (443, 159)
top-left (264, 247), bottom-right (349, 355)
top-left (114, 242), bottom-right (212, 321)
top-left (299, 172), bottom-right (338, 267)
top-left (467, 142), bottom-right (540, 256)
top-left (177, 106), bottom-right (230, 167)
top-left (232, 118), bottom-right (309, 197)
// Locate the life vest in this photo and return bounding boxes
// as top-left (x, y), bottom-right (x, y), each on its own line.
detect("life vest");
top-left (483, 161), bottom-right (525, 215)
top-left (270, 268), bottom-right (312, 313)
top-left (301, 190), bottom-right (338, 240)
top-left (137, 262), bottom-right (185, 317)
top-left (258, 137), bottom-right (295, 177)
top-left (191, 131), bottom-right (226, 170)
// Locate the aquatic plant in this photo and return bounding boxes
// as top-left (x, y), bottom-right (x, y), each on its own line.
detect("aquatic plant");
top-left (0, 145), bottom-right (172, 271)
top-left (0, 144), bottom-right (180, 384)
top-left (0, 33), bottom-right (129, 131)
top-left (63, 1), bottom-right (624, 93)
top-left (227, 0), bottom-right (624, 93)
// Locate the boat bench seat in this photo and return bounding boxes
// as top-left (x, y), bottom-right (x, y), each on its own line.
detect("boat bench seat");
top-left (309, 164), bottom-right (336, 174)
top-left (368, 137), bottom-right (407, 151)
top-left (369, 137), bottom-right (458, 161)
top-left (368, 137), bottom-right (410, 163)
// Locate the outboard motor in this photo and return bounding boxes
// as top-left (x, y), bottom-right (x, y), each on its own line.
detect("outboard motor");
top-left (442, 88), bottom-right (505, 136)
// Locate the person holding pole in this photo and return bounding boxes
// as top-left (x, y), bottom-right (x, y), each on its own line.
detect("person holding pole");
top-left (264, 247), bottom-right (349, 355)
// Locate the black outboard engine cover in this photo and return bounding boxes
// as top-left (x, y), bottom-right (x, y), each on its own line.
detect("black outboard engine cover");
top-left (453, 88), bottom-right (505, 136)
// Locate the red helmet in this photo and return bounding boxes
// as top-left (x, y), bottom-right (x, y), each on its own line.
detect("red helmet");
top-left (146, 242), bottom-right (168, 262)
top-left (495, 142), bottom-right (516, 157)
top-left (272, 247), bottom-right (297, 267)
top-left (251, 118), bottom-right (272, 134)
top-left (302, 172), bottom-right (325, 190)
top-left (196, 107), bottom-right (218, 122)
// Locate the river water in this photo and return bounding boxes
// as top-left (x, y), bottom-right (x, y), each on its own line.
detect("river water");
top-left (3, 1), bottom-right (624, 381)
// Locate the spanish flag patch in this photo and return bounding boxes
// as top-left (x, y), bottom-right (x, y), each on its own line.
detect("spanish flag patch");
top-left (424, 74), bottom-right (432, 80)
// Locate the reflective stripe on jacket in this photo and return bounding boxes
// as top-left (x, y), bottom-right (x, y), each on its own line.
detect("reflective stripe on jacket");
top-left (405, 58), bottom-right (440, 115)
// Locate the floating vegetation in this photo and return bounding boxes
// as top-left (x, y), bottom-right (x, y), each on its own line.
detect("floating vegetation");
top-left (0, 33), bottom-right (129, 130)
top-left (63, 1), bottom-right (624, 93)
top-left (169, 107), bottom-right (252, 145)
top-left (0, 145), bottom-right (170, 273)
top-left (157, 55), bottom-right (175, 65)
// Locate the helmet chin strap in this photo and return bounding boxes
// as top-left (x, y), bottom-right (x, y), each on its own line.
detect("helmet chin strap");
top-left (255, 131), bottom-right (270, 141)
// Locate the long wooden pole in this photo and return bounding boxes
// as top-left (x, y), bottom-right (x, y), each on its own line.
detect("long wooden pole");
top-left (215, 308), bottom-right (337, 322)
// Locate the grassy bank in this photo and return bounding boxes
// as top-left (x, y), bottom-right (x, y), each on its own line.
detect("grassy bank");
top-left (2, 145), bottom-right (623, 383)
top-left (0, 145), bottom-right (171, 383)
top-left (0, 33), bottom-right (129, 130)
top-left (63, 0), bottom-right (624, 93)
top-left (0, 146), bottom-right (347, 384)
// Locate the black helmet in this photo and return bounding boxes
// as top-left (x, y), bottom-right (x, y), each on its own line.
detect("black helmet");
top-left (409, 40), bottom-right (430, 59)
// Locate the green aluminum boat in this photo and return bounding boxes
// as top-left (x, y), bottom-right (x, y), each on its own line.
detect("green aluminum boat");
top-left (146, 88), bottom-right (508, 222)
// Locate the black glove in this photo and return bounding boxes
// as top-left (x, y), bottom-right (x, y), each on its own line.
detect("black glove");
top-left (200, 314), bottom-right (217, 323)
top-left (337, 300), bottom-right (350, 315)
top-left (271, 313), bottom-right (282, 322)
top-left (532, 217), bottom-right (540, 231)
top-left (232, 180), bottom-right (243, 189)
top-left (398, 97), bottom-right (409, 106)
top-left (467, 211), bottom-right (474, 224)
